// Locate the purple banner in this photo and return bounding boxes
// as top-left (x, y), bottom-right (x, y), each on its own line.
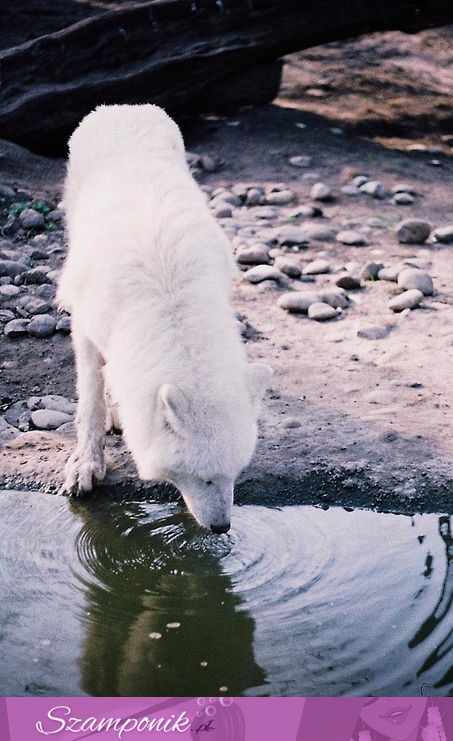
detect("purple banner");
top-left (1, 697), bottom-right (452, 741)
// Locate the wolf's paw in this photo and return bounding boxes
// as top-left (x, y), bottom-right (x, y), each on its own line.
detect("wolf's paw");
top-left (62, 447), bottom-right (106, 496)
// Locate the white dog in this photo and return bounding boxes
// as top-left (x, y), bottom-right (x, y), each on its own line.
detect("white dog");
top-left (58, 104), bottom-right (272, 533)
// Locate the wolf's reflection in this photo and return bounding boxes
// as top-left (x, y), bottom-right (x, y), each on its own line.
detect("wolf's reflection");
top-left (70, 497), bottom-right (266, 696)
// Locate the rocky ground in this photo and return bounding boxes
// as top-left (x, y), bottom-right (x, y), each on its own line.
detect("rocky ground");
top-left (1, 102), bottom-right (453, 515)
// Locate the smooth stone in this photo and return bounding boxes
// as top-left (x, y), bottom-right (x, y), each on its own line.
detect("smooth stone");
top-left (396, 218), bottom-right (431, 244)
top-left (47, 208), bottom-right (64, 222)
top-left (4, 401), bottom-right (31, 430)
top-left (214, 205), bottom-right (232, 219)
top-left (36, 394), bottom-right (76, 415)
top-left (265, 190), bottom-right (295, 206)
top-left (357, 325), bottom-right (391, 340)
top-left (31, 234), bottom-right (48, 245)
top-left (303, 259), bottom-right (330, 275)
top-left (302, 224), bottom-right (334, 242)
top-left (288, 155), bottom-right (312, 168)
top-left (23, 297), bottom-right (51, 315)
top-left (352, 175), bottom-right (368, 188)
top-left (361, 262), bottom-right (384, 280)
top-left (391, 192), bottom-right (415, 205)
top-left (397, 268), bottom-right (433, 296)
top-left (4, 318), bottom-right (29, 337)
top-left (35, 284), bottom-right (56, 300)
top-left (236, 245), bottom-right (270, 265)
top-left (253, 206), bottom-right (279, 220)
top-left (0, 310), bottom-right (15, 323)
top-left (211, 192), bottom-right (241, 207)
top-left (276, 226), bottom-right (311, 246)
top-left (336, 230), bottom-right (367, 246)
top-left (388, 289), bottom-right (423, 312)
top-left (310, 182), bottom-right (333, 201)
top-left (245, 188), bottom-right (264, 206)
top-left (18, 208), bottom-right (45, 229)
top-left (27, 314), bottom-right (57, 337)
top-left (30, 248), bottom-right (49, 260)
top-left (274, 257), bottom-right (302, 278)
top-left (0, 284), bottom-right (20, 297)
top-left (242, 265), bottom-right (283, 284)
top-left (57, 316), bottom-right (71, 336)
top-left (359, 180), bottom-right (388, 199)
top-left (288, 205), bottom-right (323, 219)
top-left (308, 302), bottom-right (337, 321)
top-left (392, 183), bottom-right (417, 195)
top-left (335, 274), bottom-right (361, 290)
top-left (31, 409), bottom-right (73, 430)
top-left (23, 267), bottom-right (52, 284)
top-left (318, 288), bottom-right (349, 309)
top-left (433, 225), bottom-right (453, 244)
top-left (377, 266), bottom-right (401, 282)
top-left (277, 291), bottom-right (321, 313)
top-left (0, 260), bottom-right (28, 278)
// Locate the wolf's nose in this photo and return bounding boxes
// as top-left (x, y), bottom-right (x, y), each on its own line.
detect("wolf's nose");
top-left (210, 523), bottom-right (230, 535)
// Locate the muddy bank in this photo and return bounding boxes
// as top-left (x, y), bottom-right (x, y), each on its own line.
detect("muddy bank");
top-left (1, 104), bottom-right (453, 515)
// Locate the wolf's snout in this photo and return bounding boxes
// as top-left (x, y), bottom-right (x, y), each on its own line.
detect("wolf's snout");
top-left (210, 522), bottom-right (231, 535)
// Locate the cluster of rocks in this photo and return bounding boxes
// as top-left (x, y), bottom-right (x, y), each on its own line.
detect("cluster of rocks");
top-left (0, 184), bottom-right (63, 236)
top-left (1, 394), bottom-right (76, 443)
top-left (0, 189), bottom-right (69, 339)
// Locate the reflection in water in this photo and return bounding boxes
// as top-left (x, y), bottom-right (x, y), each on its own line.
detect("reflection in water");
top-left (0, 491), bottom-right (452, 696)
top-left (409, 516), bottom-right (453, 689)
top-left (70, 498), bottom-right (266, 696)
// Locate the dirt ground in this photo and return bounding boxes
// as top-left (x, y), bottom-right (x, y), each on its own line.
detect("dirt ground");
top-left (1, 99), bottom-right (453, 515)
top-left (1, 18), bottom-right (453, 514)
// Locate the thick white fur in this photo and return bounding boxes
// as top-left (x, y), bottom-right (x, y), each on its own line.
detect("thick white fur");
top-left (58, 104), bottom-right (272, 532)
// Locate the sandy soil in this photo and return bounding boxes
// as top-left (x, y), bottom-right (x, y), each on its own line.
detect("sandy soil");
top-left (1, 100), bottom-right (453, 515)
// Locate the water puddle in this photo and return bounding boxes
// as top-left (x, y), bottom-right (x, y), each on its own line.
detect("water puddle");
top-left (0, 490), bottom-right (451, 696)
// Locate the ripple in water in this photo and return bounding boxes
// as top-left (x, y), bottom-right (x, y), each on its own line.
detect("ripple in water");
top-left (0, 490), bottom-right (451, 696)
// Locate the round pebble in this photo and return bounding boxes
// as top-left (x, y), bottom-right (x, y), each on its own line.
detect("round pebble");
top-left (303, 259), bottom-right (330, 275)
top-left (31, 409), bottom-right (72, 430)
top-left (0, 259), bottom-right (28, 278)
top-left (336, 230), bottom-right (367, 246)
top-left (27, 314), bottom-right (57, 338)
top-left (0, 284), bottom-right (20, 297)
top-left (335, 274), bottom-right (361, 290)
top-left (277, 291), bottom-right (320, 313)
top-left (242, 265), bottom-right (283, 284)
top-left (377, 265), bottom-right (401, 282)
top-left (236, 245), bottom-right (270, 265)
top-left (388, 289), bottom-right (423, 312)
top-left (274, 257), bottom-right (302, 278)
top-left (318, 288), bottom-right (349, 309)
top-left (433, 225), bottom-right (453, 244)
top-left (397, 268), bottom-right (433, 296)
top-left (396, 219), bottom-right (431, 244)
top-left (4, 318), bottom-right (29, 338)
top-left (265, 190), bottom-right (295, 206)
top-left (391, 192), bottom-right (415, 205)
top-left (308, 302), bottom-right (337, 321)
top-left (310, 182), bottom-right (333, 201)
top-left (18, 208), bottom-right (45, 229)
top-left (361, 262), bottom-right (384, 280)
top-left (359, 180), bottom-right (388, 199)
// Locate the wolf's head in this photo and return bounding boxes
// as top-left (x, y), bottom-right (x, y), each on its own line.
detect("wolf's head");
top-left (137, 363), bottom-right (273, 533)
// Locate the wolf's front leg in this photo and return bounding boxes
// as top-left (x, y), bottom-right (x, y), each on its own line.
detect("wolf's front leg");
top-left (63, 329), bottom-right (107, 495)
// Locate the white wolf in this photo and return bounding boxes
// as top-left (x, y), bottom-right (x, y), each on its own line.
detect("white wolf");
top-left (58, 104), bottom-right (272, 533)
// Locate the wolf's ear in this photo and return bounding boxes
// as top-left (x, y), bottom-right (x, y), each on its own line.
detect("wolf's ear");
top-left (157, 384), bottom-right (190, 435)
top-left (246, 363), bottom-right (273, 410)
